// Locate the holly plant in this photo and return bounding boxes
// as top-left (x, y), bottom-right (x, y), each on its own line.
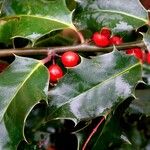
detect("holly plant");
top-left (0, 0), bottom-right (150, 150)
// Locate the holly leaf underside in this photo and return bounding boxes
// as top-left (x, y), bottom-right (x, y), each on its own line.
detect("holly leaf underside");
top-left (0, 56), bottom-right (49, 146)
top-left (74, 0), bottom-right (148, 34)
top-left (0, 0), bottom-right (74, 44)
top-left (47, 50), bottom-right (142, 124)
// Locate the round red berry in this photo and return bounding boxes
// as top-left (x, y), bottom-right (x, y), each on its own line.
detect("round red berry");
top-left (110, 35), bottom-right (123, 45)
top-left (92, 32), bottom-right (110, 47)
top-left (48, 64), bottom-right (63, 83)
top-left (61, 51), bottom-right (80, 67)
top-left (146, 52), bottom-right (150, 64)
top-left (100, 27), bottom-right (111, 38)
top-left (126, 48), bottom-right (144, 61)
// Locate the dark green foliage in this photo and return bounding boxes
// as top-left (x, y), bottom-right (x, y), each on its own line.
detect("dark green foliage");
top-left (0, 0), bottom-right (150, 150)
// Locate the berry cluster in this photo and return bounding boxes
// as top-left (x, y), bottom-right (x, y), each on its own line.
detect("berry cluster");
top-left (126, 47), bottom-right (144, 62)
top-left (48, 51), bottom-right (80, 83)
top-left (126, 48), bottom-right (150, 64)
top-left (92, 27), bottom-right (123, 47)
top-left (92, 27), bottom-right (150, 64)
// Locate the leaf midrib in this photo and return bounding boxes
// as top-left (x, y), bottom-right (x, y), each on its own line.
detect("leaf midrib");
top-left (51, 62), bottom-right (141, 112)
top-left (0, 14), bottom-right (73, 28)
top-left (99, 9), bottom-right (147, 22)
top-left (87, 9), bottom-right (147, 22)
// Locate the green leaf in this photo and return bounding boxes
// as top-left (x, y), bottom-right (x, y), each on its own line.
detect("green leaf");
top-left (91, 114), bottom-right (122, 150)
top-left (47, 49), bottom-right (142, 124)
top-left (66, 0), bottom-right (76, 11)
top-left (128, 89), bottom-right (150, 116)
top-left (143, 27), bottom-right (150, 51)
top-left (74, 0), bottom-right (148, 34)
top-left (0, 1), bottom-right (3, 14)
top-left (76, 98), bottom-right (133, 150)
top-left (143, 64), bottom-right (150, 85)
top-left (0, 56), bottom-right (49, 146)
top-left (0, 122), bottom-right (15, 150)
top-left (88, 99), bottom-right (135, 150)
top-left (0, 0), bottom-right (75, 45)
top-left (76, 113), bottom-right (122, 150)
top-left (124, 124), bottom-right (147, 149)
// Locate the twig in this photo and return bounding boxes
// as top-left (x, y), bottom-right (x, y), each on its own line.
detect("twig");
top-left (82, 116), bottom-right (105, 150)
top-left (0, 41), bottom-right (145, 57)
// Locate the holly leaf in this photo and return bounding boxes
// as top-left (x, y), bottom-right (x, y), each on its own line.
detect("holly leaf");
top-left (0, 56), bottom-right (49, 146)
top-left (91, 114), bottom-right (122, 150)
top-left (123, 124), bottom-right (147, 149)
top-left (128, 89), bottom-right (150, 116)
top-left (0, 0), bottom-right (75, 45)
top-left (143, 27), bottom-right (150, 51)
top-left (0, 122), bottom-right (15, 150)
top-left (74, 0), bottom-right (148, 35)
top-left (76, 113), bottom-right (123, 150)
top-left (76, 98), bottom-right (137, 150)
top-left (47, 49), bottom-right (142, 124)
top-left (143, 64), bottom-right (150, 85)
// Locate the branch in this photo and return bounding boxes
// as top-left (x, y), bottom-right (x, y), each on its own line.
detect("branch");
top-left (0, 41), bottom-right (145, 57)
top-left (82, 116), bottom-right (105, 150)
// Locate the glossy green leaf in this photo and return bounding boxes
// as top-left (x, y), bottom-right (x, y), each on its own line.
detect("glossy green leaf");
top-left (0, 122), bottom-right (15, 150)
top-left (85, 99), bottom-right (133, 150)
top-left (0, 0), bottom-right (75, 45)
top-left (0, 56), bottom-right (49, 146)
top-left (47, 49), bottom-right (142, 124)
top-left (74, 0), bottom-right (148, 34)
top-left (76, 98), bottom-right (144, 150)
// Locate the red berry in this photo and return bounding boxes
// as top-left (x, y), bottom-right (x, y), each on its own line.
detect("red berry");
top-left (0, 62), bottom-right (8, 73)
top-left (92, 32), bottom-right (110, 47)
top-left (100, 27), bottom-right (111, 38)
top-left (61, 51), bottom-right (80, 67)
top-left (110, 35), bottom-right (123, 45)
top-left (146, 52), bottom-right (150, 64)
top-left (126, 49), bottom-right (133, 55)
top-left (126, 48), bottom-right (144, 61)
top-left (48, 64), bottom-right (63, 83)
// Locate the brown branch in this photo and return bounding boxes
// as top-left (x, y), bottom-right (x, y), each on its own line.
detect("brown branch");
top-left (0, 41), bottom-right (145, 57)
